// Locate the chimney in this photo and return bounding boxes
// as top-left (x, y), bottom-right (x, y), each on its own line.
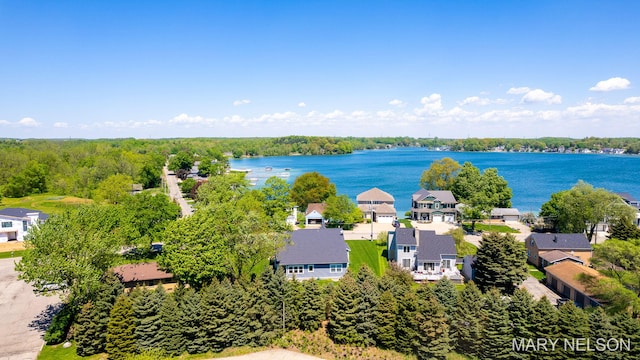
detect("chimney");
top-left (553, 235), bottom-right (558, 242)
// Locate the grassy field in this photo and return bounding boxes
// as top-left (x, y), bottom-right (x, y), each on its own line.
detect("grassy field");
top-left (528, 264), bottom-right (546, 281)
top-left (462, 222), bottom-right (519, 233)
top-left (398, 219), bottom-right (413, 228)
top-left (0, 193), bottom-right (92, 215)
top-left (345, 240), bottom-right (388, 276)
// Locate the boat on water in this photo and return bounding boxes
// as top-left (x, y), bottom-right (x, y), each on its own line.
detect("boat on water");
top-left (265, 166), bottom-right (272, 171)
top-left (248, 177), bottom-right (258, 186)
top-left (278, 172), bottom-right (290, 178)
top-left (284, 168), bottom-right (291, 171)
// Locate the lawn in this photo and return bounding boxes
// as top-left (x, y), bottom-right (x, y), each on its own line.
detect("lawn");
top-left (345, 240), bottom-right (388, 276)
top-left (462, 222), bottom-right (519, 233)
top-left (398, 219), bottom-right (413, 228)
top-left (0, 249), bottom-right (27, 258)
top-left (0, 193), bottom-right (92, 215)
top-left (528, 264), bottom-right (545, 281)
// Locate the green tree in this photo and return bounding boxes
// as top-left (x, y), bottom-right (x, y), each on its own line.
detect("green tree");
top-left (261, 176), bottom-right (293, 230)
top-left (433, 277), bottom-right (458, 318)
top-left (451, 162), bottom-right (482, 204)
top-left (611, 313), bottom-right (640, 359)
top-left (323, 194), bottom-right (362, 230)
top-left (201, 280), bottom-right (236, 352)
top-left (119, 192), bottom-right (181, 249)
top-left (3, 160), bottom-right (48, 197)
top-left (355, 265), bottom-right (380, 346)
top-left (374, 290), bottom-right (398, 349)
top-left (106, 294), bottom-right (137, 360)
top-left (451, 282), bottom-right (484, 357)
top-left (94, 173), bottom-right (134, 204)
top-left (592, 239), bottom-right (640, 298)
top-left (159, 291), bottom-right (185, 355)
top-left (290, 171), bottom-right (337, 210)
top-left (480, 289), bottom-right (513, 359)
top-left (132, 286), bottom-right (166, 353)
top-left (328, 272), bottom-right (363, 345)
top-left (167, 151), bottom-right (194, 172)
top-left (589, 308), bottom-right (619, 360)
top-left (473, 232), bottom-right (528, 294)
top-left (179, 178), bottom-right (197, 195)
top-left (299, 279), bottom-right (324, 332)
top-left (530, 297), bottom-right (559, 360)
top-left (395, 290), bottom-right (419, 354)
top-left (508, 288), bottom-right (535, 358)
top-left (75, 302), bottom-right (102, 356)
top-left (556, 302), bottom-right (590, 360)
top-left (420, 157), bottom-right (461, 190)
top-left (415, 284), bottom-right (451, 360)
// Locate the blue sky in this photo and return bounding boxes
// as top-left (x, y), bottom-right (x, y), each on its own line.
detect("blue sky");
top-left (1, 1), bottom-right (639, 139)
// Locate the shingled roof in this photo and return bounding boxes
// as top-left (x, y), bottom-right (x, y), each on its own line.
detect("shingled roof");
top-left (545, 261), bottom-right (603, 297)
top-left (416, 230), bottom-right (456, 261)
top-left (527, 233), bottom-right (591, 250)
top-left (0, 207), bottom-right (49, 221)
top-left (277, 228), bottom-right (350, 266)
top-left (394, 228), bottom-right (417, 246)
top-left (412, 189), bottom-right (457, 203)
top-left (113, 262), bottom-right (174, 283)
top-left (357, 187), bottom-right (394, 202)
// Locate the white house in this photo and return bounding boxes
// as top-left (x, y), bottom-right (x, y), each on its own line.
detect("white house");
top-left (0, 208), bottom-right (48, 242)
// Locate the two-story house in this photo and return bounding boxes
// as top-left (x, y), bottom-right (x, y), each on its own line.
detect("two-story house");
top-left (411, 189), bottom-right (458, 223)
top-left (387, 228), bottom-right (418, 270)
top-left (617, 192), bottom-right (640, 226)
top-left (525, 233), bottom-right (592, 268)
top-left (0, 208), bottom-right (48, 242)
top-left (356, 187), bottom-right (397, 224)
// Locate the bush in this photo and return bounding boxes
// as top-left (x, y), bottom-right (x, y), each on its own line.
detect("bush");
top-left (44, 304), bottom-right (75, 344)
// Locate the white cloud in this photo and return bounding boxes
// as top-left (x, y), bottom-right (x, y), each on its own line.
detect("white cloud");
top-left (623, 96), bottom-right (640, 104)
top-left (17, 117), bottom-right (41, 127)
top-left (389, 99), bottom-right (406, 107)
top-left (590, 77), bottom-right (631, 92)
top-left (0, 120), bottom-right (10, 126)
top-left (54, 122), bottom-right (69, 128)
top-left (521, 89), bottom-right (562, 104)
top-left (416, 93), bottom-right (443, 115)
top-left (459, 96), bottom-right (491, 106)
top-left (232, 99), bottom-right (251, 106)
top-left (298, 102), bottom-right (306, 107)
top-left (507, 87), bottom-right (531, 94)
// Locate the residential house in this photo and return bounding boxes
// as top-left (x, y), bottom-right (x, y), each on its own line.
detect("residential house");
top-left (388, 228), bottom-right (462, 282)
top-left (387, 228), bottom-right (417, 270)
top-left (490, 208), bottom-right (521, 222)
top-left (461, 255), bottom-right (476, 281)
top-left (112, 262), bottom-right (177, 292)
top-left (617, 192), bottom-right (640, 226)
top-left (411, 189), bottom-right (458, 223)
top-left (414, 230), bottom-right (460, 281)
top-left (0, 208), bottom-right (48, 242)
top-left (275, 228), bottom-right (350, 280)
top-left (525, 233), bottom-right (592, 268)
top-left (538, 249), bottom-right (585, 268)
top-left (545, 261), bottom-right (603, 308)
top-left (356, 187), bottom-right (397, 223)
top-left (305, 203), bottom-right (326, 225)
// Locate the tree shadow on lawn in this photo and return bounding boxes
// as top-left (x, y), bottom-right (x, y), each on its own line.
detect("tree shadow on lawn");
top-left (29, 303), bottom-right (64, 332)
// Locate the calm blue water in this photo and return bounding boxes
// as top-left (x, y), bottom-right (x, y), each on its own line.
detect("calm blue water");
top-left (231, 148), bottom-right (640, 215)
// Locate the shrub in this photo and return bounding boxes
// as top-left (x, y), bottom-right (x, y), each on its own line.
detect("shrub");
top-left (44, 304), bottom-right (75, 344)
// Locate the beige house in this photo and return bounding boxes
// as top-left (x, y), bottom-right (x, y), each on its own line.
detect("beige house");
top-left (356, 187), bottom-right (397, 224)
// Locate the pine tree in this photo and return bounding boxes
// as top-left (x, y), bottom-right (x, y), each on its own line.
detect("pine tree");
top-left (450, 282), bottom-right (484, 357)
top-left (433, 277), bottom-right (458, 318)
top-left (611, 312), bottom-right (640, 360)
top-left (299, 279), bottom-right (324, 331)
top-left (159, 292), bottom-right (184, 355)
top-left (132, 286), bottom-right (166, 352)
top-left (479, 288), bottom-right (513, 359)
top-left (395, 290), bottom-right (419, 354)
top-left (556, 302), bottom-right (590, 360)
top-left (177, 288), bottom-right (207, 354)
top-left (508, 288), bottom-right (535, 360)
top-left (284, 277), bottom-right (303, 330)
top-left (242, 278), bottom-right (280, 346)
top-left (374, 290), bottom-right (398, 350)
top-left (415, 285), bottom-right (450, 360)
top-left (262, 267), bottom-right (288, 334)
top-left (106, 294), bottom-right (137, 360)
top-left (356, 265), bottom-right (380, 346)
top-left (530, 297), bottom-right (559, 360)
top-left (589, 307), bottom-right (619, 360)
top-left (327, 272), bottom-right (363, 345)
top-left (474, 232), bottom-right (528, 294)
top-left (201, 279), bottom-right (235, 352)
top-left (75, 301), bottom-right (102, 356)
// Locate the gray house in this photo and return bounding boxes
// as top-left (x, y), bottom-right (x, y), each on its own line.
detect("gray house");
top-left (275, 228), bottom-right (350, 280)
top-left (387, 228), bottom-right (418, 270)
top-left (414, 231), bottom-right (458, 280)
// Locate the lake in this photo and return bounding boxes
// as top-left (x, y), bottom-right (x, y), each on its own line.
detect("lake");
top-left (230, 148), bottom-right (640, 215)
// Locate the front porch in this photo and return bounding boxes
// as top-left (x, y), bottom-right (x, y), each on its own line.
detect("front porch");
top-left (411, 269), bottom-right (463, 283)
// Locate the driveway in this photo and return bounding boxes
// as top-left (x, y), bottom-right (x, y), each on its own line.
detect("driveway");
top-left (520, 275), bottom-right (561, 302)
top-left (0, 258), bottom-right (61, 360)
top-left (163, 166), bottom-right (193, 217)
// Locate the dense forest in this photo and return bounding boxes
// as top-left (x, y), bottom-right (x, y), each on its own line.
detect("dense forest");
top-left (1, 136), bottom-right (639, 201)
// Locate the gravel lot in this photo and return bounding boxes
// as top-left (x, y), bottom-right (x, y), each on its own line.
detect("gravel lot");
top-left (0, 257), bottom-right (61, 360)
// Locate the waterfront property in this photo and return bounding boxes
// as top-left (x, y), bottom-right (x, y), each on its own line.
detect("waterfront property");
top-left (388, 228), bottom-right (462, 282)
top-left (305, 203), bottom-right (326, 225)
top-left (410, 189), bottom-right (458, 223)
top-left (0, 208), bottom-right (48, 243)
top-left (525, 233), bottom-right (592, 268)
top-left (275, 228), bottom-right (350, 280)
top-left (617, 192), bottom-right (640, 226)
top-left (490, 207), bottom-right (521, 222)
top-left (545, 261), bottom-right (603, 308)
top-left (356, 187), bottom-right (397, 223)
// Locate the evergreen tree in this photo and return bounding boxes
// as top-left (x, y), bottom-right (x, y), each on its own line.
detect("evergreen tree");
top-left (176, 289), bottom-right (207, 354)
top-left (589, 307), bottom-right (620, 360)
top-left (375, 289), bottom-right (398, 350)
top-left (433, 277), bottom-right (458, 318)
top-left (611, 312), bottom-right (640, 360)
top-left (75, 301), bottom-right (102, 356)
top-left (106, 294), bottom-right (137, 360)
top-left (480, 289), bottom-right (513, 359)
top-left (284, 277), bottom-right (303, 330)
top-left (508, 289), bottom-right (535, 360)
top-left (415, 284), bottom-right (450, 360)
top-left (379, 263), bottom-right (414, 299)
top-left (474, 232), bottom-right (528, 294)
top-left (159, 292), bottom-right (185, 355)
top-left (451, 282), bottom-right (484, 357)
top-left (327, 272), bottom-right (363, 345)
top-left (355, 265), bottom-right (380, 346)
top-left (262, 267), bottom-right (288, 334)
top-left (556, 302), bottom-right (590, 360)
top-left (530, 297), bottom-right (559, 360)
top-left (201, 280), bottom-right (235, 352)
top-left (241, 278), bottom-right (280, 346)
top-left (299, 279), bottom-right (324, 331)
top-left (131, 286), bottom-right (166, 352)
top-left (395, 290), bottom-right (419, 354)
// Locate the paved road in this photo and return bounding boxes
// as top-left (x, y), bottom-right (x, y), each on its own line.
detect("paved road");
top-left (163, 166), bottom-right (193, 217)
top-left (0, 258), bottom-right (61, 360)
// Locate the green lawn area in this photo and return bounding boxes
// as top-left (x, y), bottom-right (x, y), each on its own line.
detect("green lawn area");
top-left (528, 264), bottom-right (545, 281)
top-left (346, 240), bottom-right (388, 276)
top-left (462, 222), bottom-right (519, 233)
top-left (0, 250), bottom-right (28, 259)
top-left (398, 219), bottom-right (413, 228)
top-left (457, 241), bottom-right (477, 257)
top-left (0, 193), bottom-right (92, 215)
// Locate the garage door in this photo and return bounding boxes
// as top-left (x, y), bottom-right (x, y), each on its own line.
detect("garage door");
top-left (445, 215), bottom-right (455, 223)
top-left (433, 215), bottom-right (443, 223)
top-left (377, 215), bottom-right (394, 224)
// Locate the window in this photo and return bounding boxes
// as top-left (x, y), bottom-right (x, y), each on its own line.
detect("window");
top-left (287, 265), bottom-right (303, 274)
top-left (424, 262), bottom-right (435, 271)
top-left (403, 246), bottom-right (410, 253)
top-left (402, 259), bottom-right (411, 268)
top-left (23, 220), bottom-right (29, 232)
top-left (330, 264), bottom-right (342, 273)
top-left (307, 265), bottom-right (314, 273)
top-left (1, 221), bottom-right (12, 228)
top-left (442, 259), bottom-right (451, 269)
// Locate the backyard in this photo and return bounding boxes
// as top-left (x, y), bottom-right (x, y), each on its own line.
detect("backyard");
top-left (345, 240), bottom-right (388, 276)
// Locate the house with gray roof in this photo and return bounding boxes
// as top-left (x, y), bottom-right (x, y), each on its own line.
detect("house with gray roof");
top-left (411, 189), bottom-right (458, 223)
top-left (387, 228), bottom-right (418, 270)
top-left (305, 203), bottom-right (326, 225)
top-left (0, 208), bottom-right (48, 242)
top-left (616, 192), bottom-right (640, 226)
top-left (275, 228), bottom-right (350, 280)
top-left (490, 208), bottom-right (521, 222)
top-left (356, 187), bottom-right (397, 223)
top-left (525, 233), bottom-right (592, 268)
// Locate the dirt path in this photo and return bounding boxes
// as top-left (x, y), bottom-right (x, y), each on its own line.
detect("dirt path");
top-left (0, 242), bottom-right (26, 252)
